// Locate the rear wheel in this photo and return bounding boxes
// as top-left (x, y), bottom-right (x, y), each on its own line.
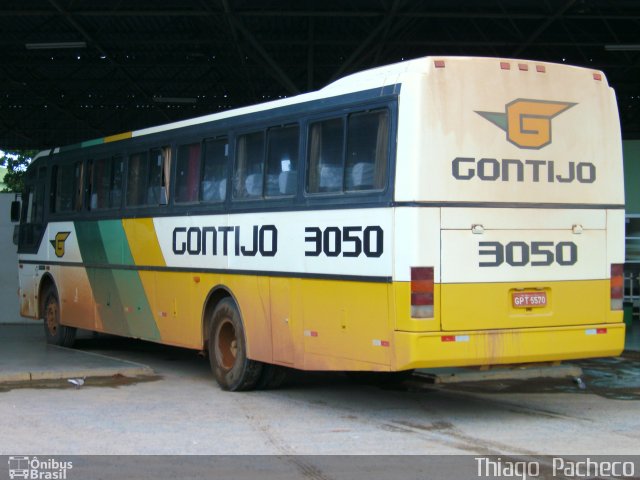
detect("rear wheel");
top-left (208, 298), bottom-right (262, 391)
top-left (42, 285), bottom-right (76, 347)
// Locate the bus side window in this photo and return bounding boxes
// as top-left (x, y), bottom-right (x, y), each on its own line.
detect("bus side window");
top-left (233, 132), bottom-right (264, 199)
top-left (90, 158), bottom-right (111, 210)
top-left (24, 186), bottom-right (34, 224)
top-left (126, 151), bottom-right (148, 207)
top-left (306, 118), bottom-right (344, 194)
top-left (23, 180), bottom-right (44, 226)
top-left (345, 109), bottom-right (389, 191)
top-left (110, 156), bottom-right (124, 208)
top-left (32, 167), bottom-right (46, 223)
top-left (53, 163), bottom-right (75, 212)
top-left (176, 143), bottom-right (202, 203)
top-left (266, 124), bottom-right (299, 197)
top-left (148, 147), bottom-right (171, 205)
top-left (201, 138), bottom-right (228, 203)
top-left (49, 165), bottom-right (57, 213)
top-left (73, 161), bottom-right (84, 211)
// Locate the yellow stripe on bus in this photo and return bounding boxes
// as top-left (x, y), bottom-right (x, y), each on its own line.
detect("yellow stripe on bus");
top-left (122, 218), bottom-right (166, 266)
top-left (104, 131), bottom-right (132, 143)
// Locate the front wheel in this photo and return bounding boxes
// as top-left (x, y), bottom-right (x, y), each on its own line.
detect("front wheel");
top-left (208, 298), bottom-right (262, 391)
top-left (42, 284), bottom-right (76, 347)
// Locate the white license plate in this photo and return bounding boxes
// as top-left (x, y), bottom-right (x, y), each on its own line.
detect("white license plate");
top-left (512, 291), bottom-right (547, 308)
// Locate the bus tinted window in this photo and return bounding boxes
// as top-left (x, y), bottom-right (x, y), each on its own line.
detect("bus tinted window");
top-left (307, 118), bottom-right (344, 193)
top-left (307, 110), bottom-right (389, 195)
top-left (345, 110), bottom-right (389, 191)
top-left (201, 138), bottom-right (228, 203)
top-left (73, 161), bottom-right (84, 211)
top-left (266, 125), bottom-right (299, 197)
top-left (110, 156), bottom-right (124, 208)
top-left (126, 151), bottom-right (148, 207)
top-left (89, 156), bottom-right (124, 210)
top-left (91, 158), bottom-right (111, 210)
top-left (32, 182), bottom-right (45, 223)
top-left (147, 147), bottom-right (170, 205)
top-left (234, 132), bottom-right (265, 199)
top-left (176, 143), bottom-right (201, 203)
top-left (54, 162), bottom-right (78, 212)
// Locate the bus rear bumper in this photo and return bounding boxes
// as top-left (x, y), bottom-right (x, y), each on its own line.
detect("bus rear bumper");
top-left (393, 323), bottom-right (625, 370)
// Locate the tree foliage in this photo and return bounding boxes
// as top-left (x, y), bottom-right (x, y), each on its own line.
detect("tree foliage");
top-left (1, 150), bottom-right (37, 193)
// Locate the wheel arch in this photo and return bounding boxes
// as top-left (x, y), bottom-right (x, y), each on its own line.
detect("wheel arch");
top-left (202, 285), bottom-right (237, 350)
top-left (37, 273), bottom-right (57, 319)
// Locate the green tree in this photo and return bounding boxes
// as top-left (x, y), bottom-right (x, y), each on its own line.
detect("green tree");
top-left (1, 149), bottom-right (37, 193)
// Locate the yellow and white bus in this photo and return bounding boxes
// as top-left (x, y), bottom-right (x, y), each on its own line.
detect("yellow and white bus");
top-left (13, 56), bottom-right (625, 390)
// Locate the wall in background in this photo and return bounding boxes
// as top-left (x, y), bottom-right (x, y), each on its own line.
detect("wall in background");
top-left (0, 193), bottom-right (27, 323)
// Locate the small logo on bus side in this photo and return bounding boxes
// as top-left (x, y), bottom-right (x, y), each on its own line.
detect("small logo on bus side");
top-left (476, 99), bottom-right (576, 149)
top-left (50, 232), bottom-right (71, 258)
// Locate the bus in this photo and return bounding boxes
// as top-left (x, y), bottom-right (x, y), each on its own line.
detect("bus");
top-left (12, 56), bottom-right (625, 391)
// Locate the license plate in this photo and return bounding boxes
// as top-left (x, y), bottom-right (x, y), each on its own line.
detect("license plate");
top-left (512, 291), bottom-right (547, 308)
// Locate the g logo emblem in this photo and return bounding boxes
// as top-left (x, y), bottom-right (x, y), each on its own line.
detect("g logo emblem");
top-left (50, 232), bottom-right (71, 258)
top-left (476, 99), bottom-right (576, 149)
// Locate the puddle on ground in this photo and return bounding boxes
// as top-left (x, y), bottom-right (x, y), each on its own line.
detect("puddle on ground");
top-left (0, 374), bottom-right (161, 393)
top-left (425, 356), bottom-right (640, 400)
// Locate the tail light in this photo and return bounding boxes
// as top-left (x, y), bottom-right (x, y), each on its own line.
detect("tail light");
top-left (411, 267), bottom-right (434, 318)
top-left (610, 264), bottom-right (624, 311)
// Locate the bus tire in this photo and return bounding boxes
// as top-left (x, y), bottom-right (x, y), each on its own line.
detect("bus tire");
top-left (256, 364), bottom-right (288, 390)
top-left (42, 285), bottom-right (76, 347)
top-left (208, 298), bottom-right (262, 391)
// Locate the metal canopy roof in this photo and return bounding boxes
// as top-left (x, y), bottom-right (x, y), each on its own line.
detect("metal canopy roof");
top-left (2, 0), bottom-right (640, 150)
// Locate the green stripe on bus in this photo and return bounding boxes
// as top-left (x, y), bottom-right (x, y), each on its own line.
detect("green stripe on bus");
top-left (97, 220), bottom-right (135, 265)
top-left (75, 221), bottom-right (161, 341)
top-left (81, 138), bottom-right (104, 148)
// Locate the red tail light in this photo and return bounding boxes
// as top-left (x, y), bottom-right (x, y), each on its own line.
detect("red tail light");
top-left (610, 264), bottom-right (623, 311)
top-left (411, 267), bottom-right (434, 318)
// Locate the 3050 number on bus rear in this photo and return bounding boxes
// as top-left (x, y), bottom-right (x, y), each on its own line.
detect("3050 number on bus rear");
top-left (479, 241), bottom-right (577, 267)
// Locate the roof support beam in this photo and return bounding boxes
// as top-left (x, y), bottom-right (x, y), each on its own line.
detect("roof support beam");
top-left (219, 0), bottom-right (300, 95)
top-left (512, 0), bottom-right (576, 57)
top-left (46, 0), bottom-right (171, 122)
top-left (330, 0), bottom-right (403, 82)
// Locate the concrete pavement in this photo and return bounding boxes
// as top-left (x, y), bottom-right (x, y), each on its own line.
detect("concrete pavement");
top-left (0, 323), bottom-right (153, 383)
top-left (0, 319), bottom-right (637, 387)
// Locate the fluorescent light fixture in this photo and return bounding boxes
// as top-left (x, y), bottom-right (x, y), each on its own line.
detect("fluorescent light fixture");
top-left (25, 41), bottom-right (87, 50)
top-left (153, 97), bottom-right (197, 104)
top-left (604, 44), bottom-right (640, 51)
